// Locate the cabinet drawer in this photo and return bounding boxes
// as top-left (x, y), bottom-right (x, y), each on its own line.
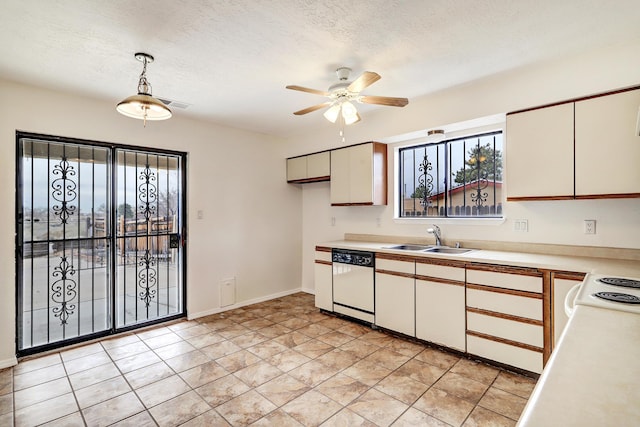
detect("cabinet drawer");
top-left (315, 250), bottom-right (332, 263)
top-left (467, 288), bottom-right (542, 321)
top-left (376, 258), bottom-right (415, 275)
top-left (467, 311), bottom-right (543, 348)
top-left (467, 269), bottom-right (542, 293)
top-left (467, 334), bottom-right (543, 374)
top-left (415, 263), bottom-right (464, 282)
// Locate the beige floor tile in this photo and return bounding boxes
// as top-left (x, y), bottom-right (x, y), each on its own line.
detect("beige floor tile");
top-left (216, 390), bottom-right (277, 426)
top-left (153, 341), bottom-right (197, 360)
top-left (123, 361), bottom-right (174, 389)
top-left (200, 340), bottom-right (242, 359)
top-left (60, 342), bottom-right (103, 362)
top-left (218, 324), bottom-right (251, 339)
top-left (63, 350), bottom-right (112, 375)
top-left (478, 386), bottom-right (527, 421)
top-left (375, 371), bottom-right (429, 405)
top-left (315, 348), bottom-right (360, 371)
top-left (40, 411), bottom-right (85, 426)
top-left (365, 347), bottom-right (411, 371)
top-left (392, 407), bottom-right (450, 426)
top-left (164, 349), bottom-right (210, 372)
top-left (337, 322), bottom-right (371, 338)
top-left (317, 317), bottom-right (351, 331)
top-left (359, 331), bottom-right (396, 347)
top-left (320, 408), bottom-right (377, 427)
top-left (136, 375), bottom-right (191, 408)
top-left (180, 360), bottom-right (229, 388)
top-left (100, 333), bottom-right (141, 350)
top-left (13, 353), bottom-right (61, 375)
top-left (251, 408), bottom-right (303, 426)
top-left (185, 332), bottom-right (225, 349)
top-left (395, 359), bottom-right (446, 386)
top-left (81, 391), bottom-right (144, 427)
top-left (292, 339), bottom-right (335, 359)
top-left (180, 409), bottom-right (231, 427)
top-left (0, 393), bottom-right (12, 415)
top-left (105, 340), bottom-right (150, 361)
top-left (14, 363), bottom-right (67, 391)
top-left (240, 318), bottom-right (275, 331)
top-left (0, 412), bottom-right (12, 427)
top-left (14, 392), bottom-right (78, 426)
top-left (317, 331), bottom-right (355, 347)
top-left (348, 388), bottom-right (409, 427)
top-left (231, 331), bottom-right (270, 349)
top-left (256, 374), bottom-right (310, 406)
top-left (298, 323), bottom-right (333, 338)
top-left (450, 358), bottom-right (500, 385)
top-left (217, 350), bottom-right (261, 373)
top-left (69, 361), bottom-right (120, 390)
top-left (173, 324), bottom-right (210, 339)
top-left (247, 339), bottom-right (289, 359)
top-left (434, 372), bottom-right (490, 404)
top-left (492, 371), bottom-right (537, 399)
top-left (110, 410), bottom-right (157, 427)
top-left (142, 332), bottom-right (183, 349)
top-left (75, 375), bottom-right (131, 409)
top-left (201, 318), bottom-right (236, 331)
top-left (234, 360), bottom-right (283, 387)
top-left (288, 360), bottom-right (338, 387)
top-left (413, 388), bottom-right (475, 427)
top-left (0, 368), bottom-right (12, 395)
top-left (264, 311), bottom-right (293, 324)
top-left (315, 373), bottom-right (370, 406)
top-left (14, 377), bottom-right (71, 410)
top-left (273, 331), bottom-right (313, 348)
top-left (256, 324), bottom-right (292, 339)
top-left (136, 326), bottom-right (172, 340)
top-left (414, 347), bottom-right (461, 370)
top-left (195, 374), bottom-right (250, 407)
top-left (279, 318), bottom-right (311, 330)
top-left (462, 406), bottom-right (516, 427)
top-left (385, 340), bottom-right (425, 358)
top-left (114, 350), bottom-right (161, 373)
top-left (148, 390), bottom-right (211, 427)
top-left (282, 390), bottom-right (342, 426)
top-left (266, 349), bottom-right (311, 372)
top-left (339, 339), bottom-right (380, 359)
top-left (342, 359), bottom-right (392, 387)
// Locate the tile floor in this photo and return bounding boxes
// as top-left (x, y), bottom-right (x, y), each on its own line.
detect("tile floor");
top-left (0, 292), bottom-right (537, 426)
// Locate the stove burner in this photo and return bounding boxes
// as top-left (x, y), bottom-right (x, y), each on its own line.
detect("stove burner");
top-left (593, 292), bottom-right (640, 304)
top-left (597, 277), bottom-right (640, 289)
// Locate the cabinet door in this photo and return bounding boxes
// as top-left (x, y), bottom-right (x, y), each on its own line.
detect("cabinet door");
top-left (552, 276), bottom-right (583, 346)
top-left (306, 152), bottom-right (330, 179)
top-left (287, 156), bottom-right (307, 181)
top-left (375, 272), bottom-right (415, 336)
top-left (416, 279), bottom-right (466, 351)
top-left (575, 89), bottom-right (640, 197)
top-left (349, 144), bottom-right (374, 204)
top-left (330, 147), bottom-right (351, 204)
top-left (506, 103), bottom-right (574, 200)
top-left (314, 251), bottom-right (333, 311)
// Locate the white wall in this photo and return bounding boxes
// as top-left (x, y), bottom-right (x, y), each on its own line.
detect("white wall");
top-left (285, 41), bottom-right (640, 291)
top-left (0, 80), bottom-right (302, 366)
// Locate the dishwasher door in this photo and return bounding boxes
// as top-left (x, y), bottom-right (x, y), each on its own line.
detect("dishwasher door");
top-left (332, 262), bottom-right (374, 314)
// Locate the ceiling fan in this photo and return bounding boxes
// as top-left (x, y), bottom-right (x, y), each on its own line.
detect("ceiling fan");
top-left (286, 67), bottom-right (409, 125)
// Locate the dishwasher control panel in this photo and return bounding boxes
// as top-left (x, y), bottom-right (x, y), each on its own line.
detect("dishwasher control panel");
top-left (332, 249), bottom-right (374, 267)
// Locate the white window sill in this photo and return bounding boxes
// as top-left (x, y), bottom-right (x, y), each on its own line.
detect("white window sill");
top-left (393, 217), bottom-right (506, 226)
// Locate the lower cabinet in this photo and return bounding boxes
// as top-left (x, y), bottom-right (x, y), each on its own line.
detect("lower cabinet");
top-left (466, 264), bottom-right (545, 374)
top-left (415, 259), bottom-right (466, 352)
top-left (314, 247), bottom-right (333, 311)
top-left (375, 256), bottom-right (415, 336)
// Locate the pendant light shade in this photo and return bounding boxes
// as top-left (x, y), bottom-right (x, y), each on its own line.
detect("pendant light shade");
top-left (323, 100), bottom-right (360, 125)
top-left (116, 53), bottom-right (172, 125)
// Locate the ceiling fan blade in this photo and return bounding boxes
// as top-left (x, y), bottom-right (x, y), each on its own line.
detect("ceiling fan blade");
top-left (286, 85), bottom-right (329, 96)
top-left (347, 71), bottom-right (381, 93)
top-left (359, 95), bottom-right (409, 107)
top-left (293, 102), bottom-right (332, 115)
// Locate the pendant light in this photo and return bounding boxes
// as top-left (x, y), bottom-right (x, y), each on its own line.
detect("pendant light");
top-left (116, 53), bottom-right (172, 126)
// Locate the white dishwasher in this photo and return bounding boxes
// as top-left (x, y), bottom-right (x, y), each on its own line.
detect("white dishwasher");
top-left (332, 248), bottom-right (375, 323)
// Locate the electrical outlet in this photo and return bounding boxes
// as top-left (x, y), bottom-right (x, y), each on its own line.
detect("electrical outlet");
top-left (514, 219), bottom-right (528, 232)
top-left (584, 219), bottom-right (596, 234)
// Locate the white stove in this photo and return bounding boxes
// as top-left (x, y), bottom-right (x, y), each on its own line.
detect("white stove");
top-left (567, 273), bottom-right (640, 315)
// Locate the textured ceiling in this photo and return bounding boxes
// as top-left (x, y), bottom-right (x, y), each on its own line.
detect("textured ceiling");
top-left (1, 0), bottom-right (639, 137)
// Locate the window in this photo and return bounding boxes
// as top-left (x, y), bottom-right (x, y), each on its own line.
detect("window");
top-left (399, 131), bottom-right (503, 218)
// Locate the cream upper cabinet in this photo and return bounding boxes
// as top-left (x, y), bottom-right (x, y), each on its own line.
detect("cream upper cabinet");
top-left (286, 151), bottom-right (330, 183)
top-left (330, 142), bottom-right (387, 206)
top-left (575, 89), bottom-right (640, 197)
top-left (506, 103), bottom-right (575, 200)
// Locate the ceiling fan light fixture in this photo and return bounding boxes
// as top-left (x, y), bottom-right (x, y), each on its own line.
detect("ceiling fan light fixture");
top-left (323, 103), bottom-right (341, 123)
top-left (116, 52), bottom-right (172, 126)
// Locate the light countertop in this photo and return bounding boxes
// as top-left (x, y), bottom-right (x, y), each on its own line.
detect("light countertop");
top-left (517, 305), bottom-right (640, 426)
top-left (318, 240), bottom-right (640, 277)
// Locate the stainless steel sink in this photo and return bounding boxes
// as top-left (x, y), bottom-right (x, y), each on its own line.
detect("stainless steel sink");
top-left (423, 246), bottom-right (473, 254)
top-left (385, 244), bottom-right (433, 251)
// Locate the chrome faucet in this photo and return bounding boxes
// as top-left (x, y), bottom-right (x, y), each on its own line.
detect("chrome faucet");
top-left (427, 225), bottom-right (442, 246)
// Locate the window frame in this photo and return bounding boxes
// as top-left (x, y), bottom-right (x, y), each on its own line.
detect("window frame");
top-left (397, 130), bottom-right (504, 219)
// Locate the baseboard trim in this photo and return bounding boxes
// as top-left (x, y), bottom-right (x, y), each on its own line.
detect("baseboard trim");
top-left (0, 356), bottom-right (18, 369)
top-left (188, 287), bottom-right (308, 320)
